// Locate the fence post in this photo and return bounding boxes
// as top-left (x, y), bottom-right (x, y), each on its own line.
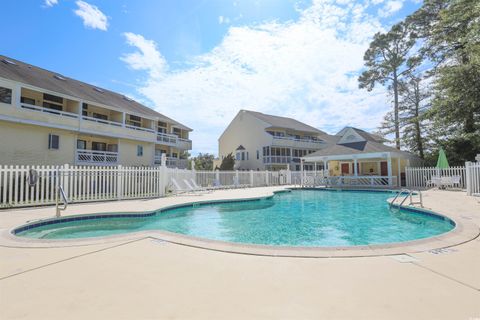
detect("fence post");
top-left (215, 169), bottom-right (220, 183)
top-left (265, 170), bottom-right (269, 186)
top-left (465, 162), bottom-right (472, 196)
top-left (63, 164), bottom-right (69, 199)
top-left (117, 165), bottom-right (123, 200)
top-left (286, 167), bottom-right (291, 185)
top-left (235, 170), bottom-right (239, 184)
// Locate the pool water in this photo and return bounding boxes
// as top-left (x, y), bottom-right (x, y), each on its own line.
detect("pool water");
top-left (16, 190), bottom-right (454, 246)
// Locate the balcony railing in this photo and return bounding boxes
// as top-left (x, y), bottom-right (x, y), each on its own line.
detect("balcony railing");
top-left (125, 124), bottom-right (155, 134)
top-left (21, 103), bottom-right (79, 119)
top-left (76, 150), bottom-right (119, 165)
top-left (156, 132), bottom-right (178, 145)
top-left (271, 136), bottom-right (325, 149)
top-left (166, 157), bottom-right (188, 169)
top-left (263, 156), bottom-right (292, 164)
top-left (177, 138), bottom-right (192, 150)
top-left (82, 115), bottom-right (122, 127)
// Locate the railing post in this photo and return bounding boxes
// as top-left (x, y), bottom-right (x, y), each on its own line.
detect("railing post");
top-left (465, 162), bottom-right (472, 196)
top-left (63, 164), bottom-right (69, 199)
top-left (117, 165), bottom-right (123, 200)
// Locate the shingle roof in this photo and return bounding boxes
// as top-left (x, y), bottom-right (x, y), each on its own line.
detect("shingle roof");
top-left (243, 110), bottom-right (326, 135)
top-left (304, 140), bottom-right (414, 157)
top-left (0, 56), bottom-right (191, 131)
top-left (336, 126), bottom-right (386, 143)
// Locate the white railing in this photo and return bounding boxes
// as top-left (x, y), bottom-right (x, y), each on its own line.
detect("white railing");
top-left (76, 150), bottom-right (119, 165)
top-left (166, 157), bottom-right (188, 169)
top-left (21, 103), bottom-right (79, 119)
top-left (466, 162), bottom-right (480, 196)
top-left (326, 175), bottom-right (397, 187)
top-left (406, 166), bottom-right (466, 188)
top-left (157, 132), bottom-right (177, 145)
top-left (125, 124), bottom-right (155, 134)
top-left (271, 136), bottom-right (325, 149)
top-left (0, 165), bottom-right (413, 209)
top-left (263, 156), bottom-right (292, 164)
top-left (82, 115), bottom-right (122, 127)
top-left (177, 138), bottom-right (192, 150)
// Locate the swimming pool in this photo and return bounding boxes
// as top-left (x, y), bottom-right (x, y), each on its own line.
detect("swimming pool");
top-left (15, 190), bottom-right (454, 246)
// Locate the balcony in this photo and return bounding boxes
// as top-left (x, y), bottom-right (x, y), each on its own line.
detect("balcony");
top-left (156, 133), bottom-right (192, 150)
top-left (82, 115), bottom-right (122, 127)
top-left (270, 136), bottom-right (326, 149)
top-left (21, 103), bottom-right (79, 119)
top-left (177, 138), bottom-right (192, 150)
top-left (125, 124), bottom-right (155, 134)
top-left (76, 150), bottom-right (119, 166)
top-left (166, 157), bottom-right (188, 169)
top-left (263, 156), bottom-right (292, 164)
top-left (156, 132), bottom-right (178, 146)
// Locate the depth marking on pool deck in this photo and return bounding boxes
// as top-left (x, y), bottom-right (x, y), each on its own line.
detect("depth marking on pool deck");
top-left (0, 237), bottom-right (149, 281)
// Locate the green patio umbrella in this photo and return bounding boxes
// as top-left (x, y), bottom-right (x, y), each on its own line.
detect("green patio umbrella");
top-left (436, 148), bottom-right (450, 169)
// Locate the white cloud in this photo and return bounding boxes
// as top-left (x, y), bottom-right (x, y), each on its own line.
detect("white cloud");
top-left (74, 1), bottom-right (108, 31)
top-left (121, 33), bottom-right (167, 80)
top-left (44, 0), bottom-right (58, 7)
top-left (378, 0), bottom-right (404, 17)
top-left (121, 0), bottom-right (389, 155)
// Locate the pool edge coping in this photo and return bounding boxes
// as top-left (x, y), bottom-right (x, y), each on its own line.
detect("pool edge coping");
top-left (2, 187), bottom-right (479, 258)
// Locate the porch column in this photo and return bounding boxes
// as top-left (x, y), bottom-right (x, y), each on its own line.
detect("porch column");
top-left (13, 83), bottom-right (21, 107)
top-left (387, 154), bottom-right (393, 186)
top-left (121, 112), bottom-right (126, 127)
top-left (353, 157), bottom-right (358, 176)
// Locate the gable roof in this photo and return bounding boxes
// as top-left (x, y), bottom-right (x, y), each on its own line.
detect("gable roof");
top-left (336, 126), bottom-right (386, 143)
top-left (0, 56), bottom-right (191, 131)
top-left (243, 110), bottom-right (326, 135)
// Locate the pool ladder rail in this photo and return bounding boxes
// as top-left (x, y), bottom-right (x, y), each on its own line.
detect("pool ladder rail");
top-left (55, 185), bottom-right (69, 218)
top-left (389, 188), bottom-right (423, 209)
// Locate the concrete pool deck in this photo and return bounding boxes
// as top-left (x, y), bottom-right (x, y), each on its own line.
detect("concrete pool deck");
top-left (0, 187), bottom-right (479, 319)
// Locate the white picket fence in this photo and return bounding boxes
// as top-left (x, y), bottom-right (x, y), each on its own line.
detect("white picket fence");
top-left (405, 166), bottom-right (467, 188)
top-left (466, 162), bottom-right (480, 196)
top-left (406, 163), bottom-right (480, 196)
top-left (0, 165), bottom-right (195, 208)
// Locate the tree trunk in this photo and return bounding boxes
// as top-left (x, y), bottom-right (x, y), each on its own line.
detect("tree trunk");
top-left (393, 70), bottom-right (401, 149)
top-left (413, 82), bottom-right (424, 159)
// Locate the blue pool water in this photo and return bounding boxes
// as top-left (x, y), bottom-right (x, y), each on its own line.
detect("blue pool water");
top-left (16, 190), bottom-right (454, 246)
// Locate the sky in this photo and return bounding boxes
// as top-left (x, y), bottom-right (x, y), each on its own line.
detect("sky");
top-left (0, 0), bottom-right (422, 155)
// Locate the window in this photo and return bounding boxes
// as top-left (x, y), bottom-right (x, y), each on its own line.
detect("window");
top-left (236, 152), bottom-right (240, 160)
top-left (76, 140), bottom-right (86, 150)
top-left (92, 142), bottom-right (106, 151)
top-left (43, 93), bottom-right (63, 104)
top-left (173, 127), bottom-right (181, 137)
top-left (82, 103), bottom-right (88, 116)
top-left (107, 144), bottom-right (118, 152)
top-left (263, 146), bottom-right (270, 156)
top-left (246, 152), bottom-right (249, 160)
top-left (48, 134), bottom-right (59, 150)
top-left (127, 114), bottom-right (142, 127)
top-left (0, 87), bottom-right (12, 104)
top-left (137, 145), bottom-right (143, 157)
top-left (241, 152), bottom-right (245, 161)
top-left (158, 121), bottom-right (167, 133)
top-left (21, 97), bottom-right (35, 105)
top-left (256, 150), bottom-right (259, 159)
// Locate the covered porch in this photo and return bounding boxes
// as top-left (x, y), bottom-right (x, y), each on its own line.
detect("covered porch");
top-left (302, 151), bottom-right (416, 187)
